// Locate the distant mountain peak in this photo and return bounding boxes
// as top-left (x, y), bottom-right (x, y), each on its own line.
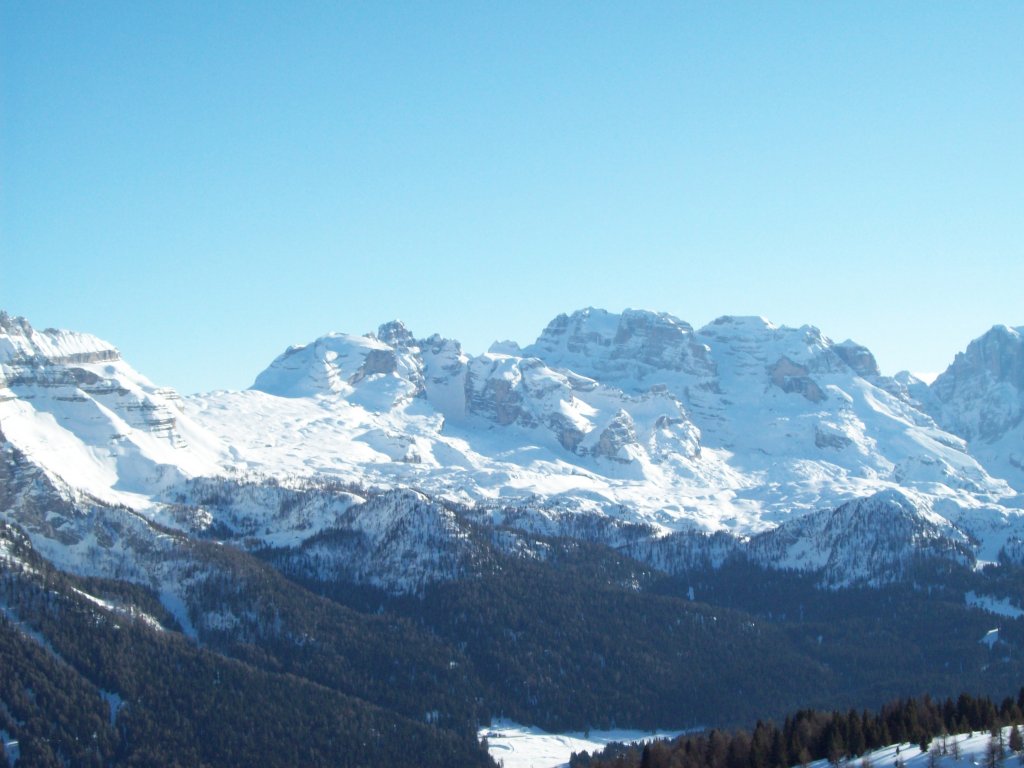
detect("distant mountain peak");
top-left (706, 314), bottom-right (777, 330)
top-left (0, 309), bottom-right (33, 335)
top-left (925, 324), bottom-right (1024, 489)
top-left (0, 309), bottom-right (120, 366)
top-left (376, 320), bottom-right (416, 349)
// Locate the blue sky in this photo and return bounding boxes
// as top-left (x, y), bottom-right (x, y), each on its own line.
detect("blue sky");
top-left (3, 2), bottom-right (1022, 393)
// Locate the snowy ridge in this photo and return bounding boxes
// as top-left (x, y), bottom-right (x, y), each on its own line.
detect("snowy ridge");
top-left (196, 308), bottom-right (1018, 535)
top-left (748, 489), bottom-right (975, 586)
top-left (0, 312), bottom-right (222, 504)
top-left (929, 325), bottom-right (1024, 491)
top-left (3, 308), bottom-right (1024, 595)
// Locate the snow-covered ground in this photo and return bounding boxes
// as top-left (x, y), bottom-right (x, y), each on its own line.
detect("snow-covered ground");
top-left (813, 729), bottom-right (1023, 768)
top-left (479, 725), bottom-right (1024, 768)
top-left (478, 720), bottom-right (688, 768)
top-left (966, 591), bottom-right (1024, 619)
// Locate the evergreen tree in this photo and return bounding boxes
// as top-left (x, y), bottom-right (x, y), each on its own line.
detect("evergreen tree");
top-left (1008, 726), bottom-right (1023, 754)
top-left (988, 736), bottom-right (1005, 768)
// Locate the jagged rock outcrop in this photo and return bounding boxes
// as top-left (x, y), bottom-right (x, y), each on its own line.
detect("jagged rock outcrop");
top-left (523, 307), bottom-right (716, 383)
top-left (928, 325), bottom-right (1024, 490)
top-left (833, 339), bottom-right (881, 378)
top-left (592, 410), bottom-right (639, 461)
top-left (0, 312), bottom-right (219, 500)
top-left (768, 356), bottom-right (826, 402)
top-left (931, 325), bottom-right (1024, 441)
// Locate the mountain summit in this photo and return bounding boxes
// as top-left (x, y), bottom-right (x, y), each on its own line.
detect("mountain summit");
top-left (928, 324), bottom-right (1024, 490)
top-left (3, 308), bottom-right (1022, 583)
top-left (179, 308), bottom-right (1017, 538)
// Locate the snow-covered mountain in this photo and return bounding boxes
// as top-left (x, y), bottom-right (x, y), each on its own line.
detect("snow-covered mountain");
top-left (193, 308), bottom-right (1018, 532)
top-left (3, 307), bottom-right (1024, 594)
top-left (927, 324), bottom-right (1024, 492)
top-left (0, 311), bottom-right (222, 504)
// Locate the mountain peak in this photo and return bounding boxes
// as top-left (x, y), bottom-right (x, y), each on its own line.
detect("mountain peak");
top-left (524, 307), bottom-right (710, 379)
top-left (833, 339), bottom-right (881, 377)
top-left (376, 320), bottom-right (416, 349)
top-left (934, 324), bottom-right (1024, 395)
top-left (0, 310), bottom-right (33, 336)
top-left (706, 314), bottom-right (777, 331)
top-left (928, 323), bottom-right (1024, 461)
top-left (0, 310), bottom-right (120, 366)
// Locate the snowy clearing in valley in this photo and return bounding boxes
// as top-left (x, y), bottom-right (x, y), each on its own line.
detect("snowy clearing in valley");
top-left (478, 720), bottom-right (688, 768)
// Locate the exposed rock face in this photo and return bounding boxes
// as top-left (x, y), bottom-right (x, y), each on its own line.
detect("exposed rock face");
top-left (420, 334), bottom-right (469, 418)
top-left (0, 311), bottom-right (121, 367)
top-left (926, 325), bottom-right (1024, 491)
top-left (524, 307), bottom-right (715, 382)
top-left (814, 425), bottom-right (853, 450)
top-left (0, 312), bottom-right (220, 502)
top-left (1, 314), bottom-right (184, 444)
top-left (593, 410), bottom-right (638, 461)
top-left (769, 356), bottom-right (826, 402)
top-left (464, 355), bottom-right (531, 427)
top-left (351, 348), bottom-right (399, 381)
top-left (833, 339), bottom-right (881, 378)
top-left (931, 325), bottom-right (1024, 442)
top-left (375, 319), bottom-right (416, 349)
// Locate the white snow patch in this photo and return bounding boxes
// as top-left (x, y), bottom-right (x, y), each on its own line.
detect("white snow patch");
top-left (71, 587), bottom-right (115, 611)
top-left (965, 591), bottom-right (1024, 618)
top-left (478, 720), bottom-right (688, 768)
top-left (71, 587), bottom-right (167, 632)
top-left (1, 729), bottom-right (19, 766)
top-left (159, 589), bottom-right (197, 638)
top-left (804, 729), bottom-right (1023, 768)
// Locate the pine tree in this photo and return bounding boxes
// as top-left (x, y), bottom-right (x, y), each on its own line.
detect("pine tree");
top-left (988, 736), bottom-right (1005, 768)
top-left (1009, 726), bottom-right (1023, 754)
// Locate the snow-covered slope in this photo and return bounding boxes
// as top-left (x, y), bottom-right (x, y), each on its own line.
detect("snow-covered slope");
top-left (4, 308), bottom-right (1024, 593)
top-left (191, 309), bottom-right (1016, 538)
top-left (0, 311), bottom-right (222, 504)
top-left (928, 325), bottom-right (1024, 491)
top-left (748, 489), bottom-right (975, 586)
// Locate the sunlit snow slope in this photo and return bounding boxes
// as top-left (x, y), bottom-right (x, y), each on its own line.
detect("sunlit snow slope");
top-left (0, 311), bottom-right (222, 505)
top-left (189, 309), bottom-right (1018, 535)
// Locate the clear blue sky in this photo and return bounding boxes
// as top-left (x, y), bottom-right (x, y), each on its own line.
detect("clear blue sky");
top-left (3, 2), bottom-right (1022, 393)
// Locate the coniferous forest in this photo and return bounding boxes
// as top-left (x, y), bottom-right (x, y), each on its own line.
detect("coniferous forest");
top-left (571, 689), bottom-right (1024, 768)
top-left (4, 516), bottom-right (1024, 767)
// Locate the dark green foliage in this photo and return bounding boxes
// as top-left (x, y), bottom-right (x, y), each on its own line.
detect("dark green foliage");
top-left (5, 503), bottom-right (1024, 766)
top-left (573, 690), bottom-right (1024, 768)
top-left (0, 546), bottom-right (492, 768)
top-left (182, 539), bottom-right (487, 729)
top-left (390, 543), bottom-right (830, 731)
top-left (1009, 725), bottom-right (1023, 753)
top-left (377, 547), bottom-right (1024, 732)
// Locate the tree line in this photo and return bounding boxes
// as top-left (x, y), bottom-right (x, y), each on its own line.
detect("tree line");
top-left (572, 689), bottom-right (1024, 768)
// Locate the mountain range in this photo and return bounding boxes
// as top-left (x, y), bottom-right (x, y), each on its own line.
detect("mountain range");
top-left (3, 306), bottom-right (1024, 765)
top-left (2, 307), bottom-right (1023, 586)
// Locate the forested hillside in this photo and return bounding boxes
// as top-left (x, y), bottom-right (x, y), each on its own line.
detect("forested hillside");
top-left (571, 690), bottom-right (1024, 768)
